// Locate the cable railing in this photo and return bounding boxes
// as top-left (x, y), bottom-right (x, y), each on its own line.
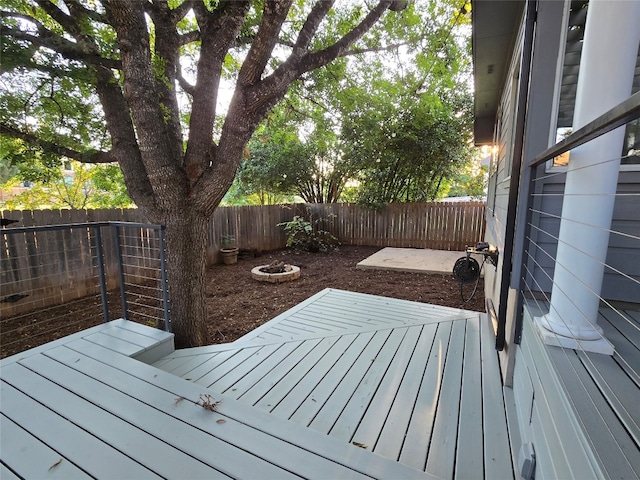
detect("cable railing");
top-left (519, 92), bottom-right (640, 337)
top-left (0, 222), bottom-right (170, 358)
top-left (513, 92), bottom-right (640, 467)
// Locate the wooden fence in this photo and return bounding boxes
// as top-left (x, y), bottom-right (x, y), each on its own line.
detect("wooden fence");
top-left (1, 202), bottom-right (484, 317)
top-left (2, 202), bottom-right (485, 263)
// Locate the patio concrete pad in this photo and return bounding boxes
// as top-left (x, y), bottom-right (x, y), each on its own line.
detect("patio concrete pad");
top-left (356, 247), bottom-right (465, 275)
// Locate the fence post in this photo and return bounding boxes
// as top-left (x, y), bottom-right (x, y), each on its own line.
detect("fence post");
top-left (158, 226), bottom-right (171, 332)
top-left (113, 225), bottom-right (128, 319)
top-left (93, 225), bottom-right (110, 323)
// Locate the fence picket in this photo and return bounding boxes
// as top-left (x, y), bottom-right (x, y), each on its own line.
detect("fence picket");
top-left (0, 202), bottom-right (485, 263)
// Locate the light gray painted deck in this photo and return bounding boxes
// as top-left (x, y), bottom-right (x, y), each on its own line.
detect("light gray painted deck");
top-left (154, 288), bottom-right (514, 480)
top-left (1, 318), bottom-right (436, 480)
top-left (516, 301), bottom-right (640, 479)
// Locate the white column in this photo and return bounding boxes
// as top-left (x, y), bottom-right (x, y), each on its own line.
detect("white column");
top-left (535, 0), bottom-right (640, 355)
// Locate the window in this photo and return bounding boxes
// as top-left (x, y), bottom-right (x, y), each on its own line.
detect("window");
top-left (550, 1), bottom-right (640, 170)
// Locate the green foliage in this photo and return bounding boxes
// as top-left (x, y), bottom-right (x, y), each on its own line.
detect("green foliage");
top-left (445, 162), bottom-right (488, 199)
top-left (342, 92), bottom-right (473, 206)
top-left (231, 0), bottom-right (474, 207)
top-left (220, 234), bottom-right (236, 249)
top-left (0, 161), bottom-right (134, 210)
top-left (278, 214), bottom-right (339, 253)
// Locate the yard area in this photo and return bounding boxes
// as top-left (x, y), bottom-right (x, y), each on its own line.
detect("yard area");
top-left (1, 245), bottom-right (485, 358)
top-left (206, 245), bottom-right (485, 343)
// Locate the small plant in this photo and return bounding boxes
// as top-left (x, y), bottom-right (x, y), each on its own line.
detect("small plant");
top-left (220, 234), bottom-right (236, 250)
top-left (278, 215), bottom-right (339, 253)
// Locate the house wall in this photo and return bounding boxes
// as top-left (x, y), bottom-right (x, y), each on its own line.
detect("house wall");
top-left (483, 14), bottom-right (525, 316)
top-left (483, 1), bottom-right (636, 478)
top-left (526, 170), bottom-right (640, 301)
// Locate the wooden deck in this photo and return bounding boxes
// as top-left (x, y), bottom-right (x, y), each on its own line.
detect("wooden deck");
top-left (154, 289), bottom-right (514, 479)
top-left (1, 288), bottom-right (514, 479)
top-left (522, 301), bottom-right (640, 478)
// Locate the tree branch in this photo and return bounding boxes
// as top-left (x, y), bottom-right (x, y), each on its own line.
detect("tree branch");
top-left (237, 0), bottom-right (294, 87)
top-left (301, 0), bottom-right (393, 74)
top-left (177, 71), bottom-right (196, 96)
top-left (292, 0), bottom-right (335, 57)
top-left (342, 41), bottom-right (412, 57)
top-left (184, 1), bottom-right (250, 179)
top-left (0, 124), bottom-right (114, 164)
top-left (244, 0), bottom-right (394, 117)
top-left (3, 26), bottom-right (121, 70)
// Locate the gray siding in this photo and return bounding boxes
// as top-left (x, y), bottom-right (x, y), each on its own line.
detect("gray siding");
top-left (527, 170), bottom-right (640, 302)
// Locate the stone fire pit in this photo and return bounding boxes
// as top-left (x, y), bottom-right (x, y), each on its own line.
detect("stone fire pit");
top-left (251, 261), bottom-right (301, 283)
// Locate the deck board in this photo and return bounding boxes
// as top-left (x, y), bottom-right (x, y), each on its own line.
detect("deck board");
top-left (62, 338), bottom-right (434, 479)
top-left (479, 305), bottom-right (515, 479)
top-left (455, 317), bottom-right (484, 480)
top-left (523, 301), bottom-right (640, 479)
top-left (0, 416), bottom-right (91, 480)
top-left (2, 289), bottom-right (509, 480)
top-left (234, 288), bottom-right (475, 345)
top-left (398, 321), bottom-right (452, 470)
top-left (155, 289), bottom-right (511, 479)
top-left (425, 320), bottom-right (465, 480)
top-left (2, 318), bottom-right (436, 480)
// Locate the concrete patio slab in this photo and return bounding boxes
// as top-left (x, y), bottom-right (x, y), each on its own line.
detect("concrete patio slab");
top-left (356, 247), bottom-right (465, 275)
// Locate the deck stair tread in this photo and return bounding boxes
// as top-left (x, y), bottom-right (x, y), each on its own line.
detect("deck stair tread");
top-left (2, 318), bottom-right (174, 365)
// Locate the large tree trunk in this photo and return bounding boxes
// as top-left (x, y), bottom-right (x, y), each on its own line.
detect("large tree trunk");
top-left (162, 209), bottom-right (210, 348)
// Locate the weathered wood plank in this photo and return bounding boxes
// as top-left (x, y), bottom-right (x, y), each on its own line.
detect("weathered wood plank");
top-left (398, 321), bottom-right (452, 471)
top-left (63, 339), bottom-right (437, 480)
top-left (2, 360), bottom-right (227, 479)
top-left (228, 339), bottom-right (321, 400)
top-left (0, 415), bottom-right (91, 479)
top-left (290, 330), bottom-right (389, 426)
top-left (0, 382), bottom-right (160, 479)
top-left (550, 348), bottom-right (640, 478)
top-left (195, 345), bottom-right (271, 387)
top-left (372, 323), bottom-right (439, 460)
top-left (425, 319), bottom-right (466, 479)
top-left (208, 341), bottom-right (303, 393)
top-left (253, 334), bottom-right (355, 412)
top-left (579, 350), bottom-right (640, 447)
top-left (0, 462), bottom-right (22, 480)
top-left (314, 327), bottom-right (411, 439)
top-left (479, 313), bottom-right (514, 479)
top-left (455, 317), bottom-right (484, 479)
top-left (598, 309), bottom-right (640, 388)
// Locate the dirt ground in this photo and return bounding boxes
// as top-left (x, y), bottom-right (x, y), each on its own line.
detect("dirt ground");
top-left (1, 245), bottom-right (485, 358)
top-left (205, 245), bottom-right (485, 343)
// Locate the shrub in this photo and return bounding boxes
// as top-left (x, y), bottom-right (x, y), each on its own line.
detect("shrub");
top-left (278, 215), bottom-right (339, 253)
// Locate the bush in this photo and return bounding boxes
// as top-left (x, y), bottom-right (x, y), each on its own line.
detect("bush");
top-left (278, 215), bottom-right (339, 253)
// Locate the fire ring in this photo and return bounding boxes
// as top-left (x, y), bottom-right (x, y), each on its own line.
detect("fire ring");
top-left (251, 265), bottom-right (301, 283)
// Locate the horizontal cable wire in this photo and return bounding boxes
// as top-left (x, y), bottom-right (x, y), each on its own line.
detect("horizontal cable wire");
top-left (1, 223), bottom-right (169, 357)
top-left (529, 208), bottom-right (640, 243)
top-left (521, 144), bottom-right (640, 464)
top-left (528, 222), bottom-right (640, 298)
top-left (532, 152), bottom-right (636, 183)
top-left (525, 234), bottom-right (637, 337)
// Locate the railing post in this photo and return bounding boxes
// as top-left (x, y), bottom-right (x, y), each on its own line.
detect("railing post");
top-left (113, 225), bottom-right (128, 319)
top-left (93, 225), bottom-right (110, 323)
top-left (158, 226), bottom-right (171, 332)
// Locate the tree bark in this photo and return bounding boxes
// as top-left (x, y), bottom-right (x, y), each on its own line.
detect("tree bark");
top-left (161, 208), bottom-right (209, 348)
